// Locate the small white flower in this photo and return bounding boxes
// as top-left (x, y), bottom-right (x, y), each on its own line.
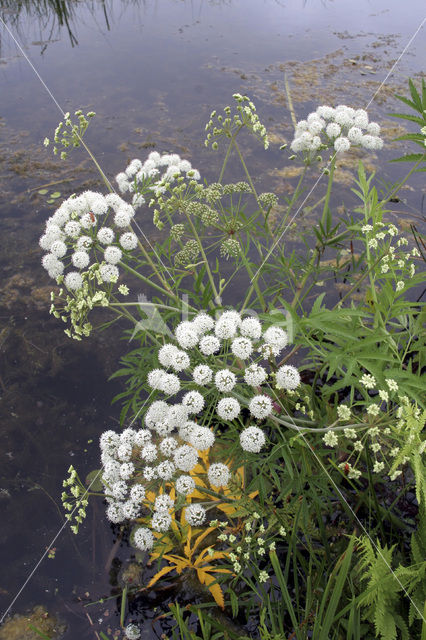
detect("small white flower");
top-left (125, 623), bottom-right (141, 640)
top-left (64, 271), bottom-right (83, 290)
top-left (50, 240), bottom-right (67, 258)
top-left (122, 500), bottom-right (141, 519)
top-left (156, 460), bottom-right (176, 480)
top-left (360, 373), bottom-right (376, 389)
top-left (120, 232), bottom-right (138, 250)
top-left (97, 227), bottom-right (115, 245)
top-left (129, 484), bottom-right (146, 502)
top-left (395, 281), bottom-right (404, 292)
top-left (104, 246), bottom-right (122, 264)
top-left (114, 208), bottom-right (133, 227)
top-left (111, 480), bottom-right (128, 501)
top-left (231, 337), bottom-right (253, 359)
top-left (184, 503), bottom-right (206, 526)
top-left (120, 462), bottom-right (135, 480)
top-left (239, 426), bottom-right (266, 453)
top-left (161, 373), bottom-right (181, 395)
top-left (189, 426), bottom-right (215, 451)
top-left (334, 136), bottom-right (351, 153)
top-left (166, 404), bottom-right (189, 429)
top-left (193, 364), bottom-right (213, 385)
top-left (215, 317), bottom-right (238, 339)
top-left (337, 405), bottom-right (351, 421)
top-left (385, 378), bottom-right (398, 392)
top-left (175, 475), bottom-right (195, 495)
top-left (179, 420), bottom-right (197, 442)
top-left (71, 251), bottom-right (90, 269)
top-left (147, 369), bottom-right (167, 390)
top-left (154, 494), bottom-right (174, 512)
top-left (106, 502), bottom-right (125, 523)
top-left (175, 321), bottom-right (199, 349)
top-left (326, 122), bottom-right (341, 138)
top-left (373, 461), bottom-right (385, 473)
top-left (192, 313), bottom-right (215, 334)
top-left (158, 344), bottom-right (178, 368)
top-left (159, 437), bottom-right (178, 456)
top-left (182, 391), bottom-right (204, 414)
top-left (199, 335), bottom-right (221, 355)
top-left (144, 401), bottom-right (168, 428)
top-left (323, 431), bottom-right (338, 447)
top-left (367, 404), bottom-right (380, 416)
top-left (151, 511), bottom-right (172, 532)
top-left (249, 395), bottom-right (273, 420)
top-left (240, 317), bottom-right (262, 339)
top-left (244, 363), bottom-right (267, 387)
top-left (208, 463), bottom-right (230, 487)
top-left (263, 326), bottom-right (288, 350)
top-left (174, 445), bottom-right (198, 471)
top-left (214, 369), bottom-right (237, 393)
top-left (64, 220), bottom-right (81, 238)
top-left (347, 126), bottom-right (363, 143)
top-left (99, 263), bottom-right (119, 282)
top-left (141, 443), bottom-right (157, 462)
top-left (217, 397), bottom-right (240, 421)
top-left (275, 365), bottom-right (300, 390)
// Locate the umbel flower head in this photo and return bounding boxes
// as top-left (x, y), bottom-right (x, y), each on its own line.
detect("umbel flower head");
top-left (290, 105), bottom-right (383, 156)
top-left (115, 151), bottom-right (200, 203)
top-left (40, 190), bottom-right (138, 289)
top-left (144, 308), bottom-right (300, 454)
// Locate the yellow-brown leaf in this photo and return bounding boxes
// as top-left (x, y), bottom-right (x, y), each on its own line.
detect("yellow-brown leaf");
top-left (146, 565), bottom-right (176, 589)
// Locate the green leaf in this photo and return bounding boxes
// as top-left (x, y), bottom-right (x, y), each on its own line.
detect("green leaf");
top-left (387, 113), bottom-right (426, 126)
top-left (38, 189), bottom-right (49, 195)
top-left (389, 153), bottom-right (426, 164)
top-left (85, 469), bottom-right (103, 491)
top-left (51, 191), bottom-right (61, 198)
top-left (27, 626), bottom-right (51, 640)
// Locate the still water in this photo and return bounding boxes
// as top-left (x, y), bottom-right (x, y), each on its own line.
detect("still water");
top-left (0, 1), bottom-right (425, 637)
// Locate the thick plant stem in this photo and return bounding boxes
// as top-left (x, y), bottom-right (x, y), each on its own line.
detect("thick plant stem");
top-left (321, 154), bottom-right (336, 230)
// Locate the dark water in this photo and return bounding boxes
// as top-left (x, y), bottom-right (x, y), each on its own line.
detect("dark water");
top-left (0, 1), bottom-right (425, 638)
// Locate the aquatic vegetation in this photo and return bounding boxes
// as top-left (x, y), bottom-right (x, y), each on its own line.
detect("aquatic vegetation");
top-left (37, 80), bottom-right (426, 639)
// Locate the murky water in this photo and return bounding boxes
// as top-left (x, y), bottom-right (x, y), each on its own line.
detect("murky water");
top-left (0, 1), bottom-right (425, 637)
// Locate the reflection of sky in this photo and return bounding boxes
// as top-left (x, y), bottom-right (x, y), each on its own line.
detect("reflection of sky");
top-left (0, 0), bottom-right (424, 168)
top-left (1, 0), bottom-right (425, 87)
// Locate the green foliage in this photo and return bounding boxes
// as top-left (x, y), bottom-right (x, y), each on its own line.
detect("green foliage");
top-left (389, 78), bottom-right (426, 168)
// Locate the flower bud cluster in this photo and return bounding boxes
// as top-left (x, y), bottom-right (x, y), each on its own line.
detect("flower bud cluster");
top-left (61, 465), bottom-right (89, 534)
top-left (205, 94), bottom-right (269, 150)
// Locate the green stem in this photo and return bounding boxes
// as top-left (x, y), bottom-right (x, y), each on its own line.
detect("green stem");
top-left (218, 127), bottom-right (243, 183)
top-left (184, 212), bottom-right (220, 304)
top-left (119, 261), bottom-right (185, 305)
top-left (321, 155), bottom-right (336, 230)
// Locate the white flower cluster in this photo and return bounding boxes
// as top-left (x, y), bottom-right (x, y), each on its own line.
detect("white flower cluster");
top-left (99, 410), bottom-right (230, 542)
top-left (146, 310), bottom-right (300, 451)
top-left (290, 105), bottom-right (383, 155)
top-left (115, 151), bottom-right (200, 201)
top-left (40, 191), bottom-right (138, 290)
